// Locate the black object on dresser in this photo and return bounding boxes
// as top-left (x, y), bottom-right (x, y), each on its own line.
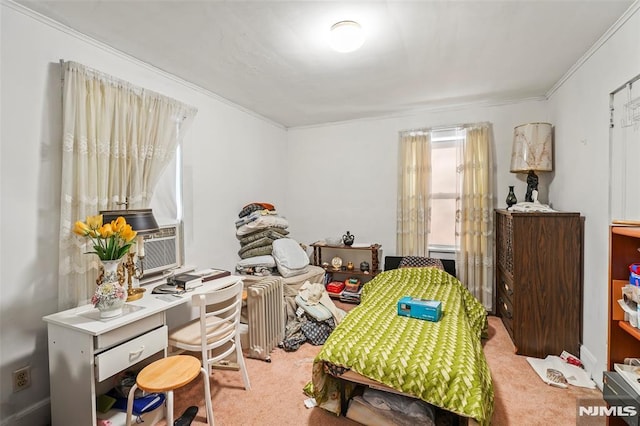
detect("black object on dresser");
top-left (495, 209), bottom-right (584, 358)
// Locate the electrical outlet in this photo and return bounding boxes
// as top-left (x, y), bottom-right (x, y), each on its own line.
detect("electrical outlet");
top-left (12, 366), bottom-right (31, 392)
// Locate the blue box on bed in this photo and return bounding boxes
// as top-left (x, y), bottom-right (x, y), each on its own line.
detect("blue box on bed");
top-left (397, 297), bottom-right (442, 322)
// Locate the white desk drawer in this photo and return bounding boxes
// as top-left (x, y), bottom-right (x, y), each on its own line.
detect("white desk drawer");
top-left (95, 312), bottom-right (164, 351)
top-left (95, 325), bottom-right (167, 382)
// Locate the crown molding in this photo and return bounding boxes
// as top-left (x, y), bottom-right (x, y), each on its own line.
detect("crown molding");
top-left (546, 0), bottom-right (640, 98)
top-left (290, 96), bottom-right (548, 131)
top-left (2, 0), bottom-right (285, 130)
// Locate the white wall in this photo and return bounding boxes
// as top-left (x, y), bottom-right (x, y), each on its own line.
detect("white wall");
top-left (286, 100), bottom-right (549, 256)
top-left (285, 2), bottom-right (640, 392)
top-left (0, 3), bottom-right (287, 424)
top-left (2, 0), bottom-right (639, 422)
top-left (546, 4), bottom-right (640, 387)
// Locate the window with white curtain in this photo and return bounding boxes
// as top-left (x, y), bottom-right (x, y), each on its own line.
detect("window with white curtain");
top-left (58, 61), bottom-right (197, 309)
top-left (397, 123), bottom-right (494, 310)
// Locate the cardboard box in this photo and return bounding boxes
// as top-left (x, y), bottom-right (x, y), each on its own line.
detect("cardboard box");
top-left (397, 297), bottom-right (442, 322)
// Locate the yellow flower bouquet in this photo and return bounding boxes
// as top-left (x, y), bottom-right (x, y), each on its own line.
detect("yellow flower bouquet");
top-left (73, 214), bottom-right (137, 261)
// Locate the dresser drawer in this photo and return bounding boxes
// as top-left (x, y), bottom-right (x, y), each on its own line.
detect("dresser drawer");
top-left (497, 294), bottom-right (513, 320)
top-left (95, 312), bottom-right (164, 351)
top-left (603, 372), bottom-right (640, 426)
top-left (497, 295), bottom-right (514, 339)
top-left (95, 325), bottom-right (167, 381)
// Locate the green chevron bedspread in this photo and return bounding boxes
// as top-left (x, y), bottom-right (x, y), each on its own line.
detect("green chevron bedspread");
top-left (311, 267), bottom-right (494, 425)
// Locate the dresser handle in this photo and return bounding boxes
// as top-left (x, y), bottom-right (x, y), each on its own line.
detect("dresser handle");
top-left (498, 297), bottom-right (512, 319)
top-left (503, 307), bottom-right (512, 319)
top-left (129, 346), bottom-right (145, 361)
top-left (503, 280), bottom-right (513, 296)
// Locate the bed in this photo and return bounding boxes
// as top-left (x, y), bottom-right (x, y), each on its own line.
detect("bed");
top-left (309, 258), bottom-right (494, 425)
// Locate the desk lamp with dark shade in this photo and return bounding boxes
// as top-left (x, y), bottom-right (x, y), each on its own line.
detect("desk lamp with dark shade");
top-left (510, 122), bottom-right (553, 203)
top-left (100, 208), bottom-right (159, 301)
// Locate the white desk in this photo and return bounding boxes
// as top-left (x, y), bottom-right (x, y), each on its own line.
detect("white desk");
top-left (43, 275), bottom-right (241, 426)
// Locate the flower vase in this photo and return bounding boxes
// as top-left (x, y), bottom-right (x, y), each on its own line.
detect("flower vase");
top-left (94, 260), bottom-right (126, 318)
top-left (93, 281), bottom-right (127, 318)
top-left (99, 260), bottom-right (122, 286)
top-left (506, 186), bottom-right (517, 208)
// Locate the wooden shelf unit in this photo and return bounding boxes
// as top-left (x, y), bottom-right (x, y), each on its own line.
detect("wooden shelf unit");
top-left (605, 226), bottom-right (640, 426)
top-left (310, 242), bottom-right (381, 282)
top-left (607, 226), bottom-right (640, 370)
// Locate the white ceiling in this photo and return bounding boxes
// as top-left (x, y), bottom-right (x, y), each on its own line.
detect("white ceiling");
top-left (16, 0), bottom-right (634, 128)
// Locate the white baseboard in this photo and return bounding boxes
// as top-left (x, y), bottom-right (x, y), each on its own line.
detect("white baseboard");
top-left (580, 345), bottom-right (602, 389)
top-left (0, 398), bottom-right (50, 426)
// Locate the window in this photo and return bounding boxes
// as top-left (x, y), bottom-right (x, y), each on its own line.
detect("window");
top-left (429, 128), bottom-right (465, 250)
top-left (397, 123), bottom-right (494, 308)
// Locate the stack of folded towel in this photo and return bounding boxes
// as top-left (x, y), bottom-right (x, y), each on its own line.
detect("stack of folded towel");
top-left (234, 202), bottom-right (289, 276)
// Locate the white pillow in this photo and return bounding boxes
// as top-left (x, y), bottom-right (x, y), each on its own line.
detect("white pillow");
top-left (272, 238), bottom-right (310, 277)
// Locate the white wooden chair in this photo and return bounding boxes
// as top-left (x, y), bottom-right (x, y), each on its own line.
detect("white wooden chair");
top-left (168, 279), bottom-right (251, 390)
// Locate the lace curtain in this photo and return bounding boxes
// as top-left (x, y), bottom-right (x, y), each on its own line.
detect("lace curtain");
top-left (396, 124), bottom-right (495, 310)
top-left (455, 124), bottom-right (495, 310)
top-left (58, 61), bottom-right (197, 309)
top-left (396, 131), bottom-right (432, 256)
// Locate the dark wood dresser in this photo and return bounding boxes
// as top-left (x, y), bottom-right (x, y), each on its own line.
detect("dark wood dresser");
top-left (495, 209), bottom-right (583, 358)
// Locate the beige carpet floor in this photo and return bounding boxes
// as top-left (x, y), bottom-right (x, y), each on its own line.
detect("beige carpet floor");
top-left (162, 315), bottom-right (603, 426)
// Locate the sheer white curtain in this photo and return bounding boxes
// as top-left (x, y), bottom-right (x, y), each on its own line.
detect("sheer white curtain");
top-left (455, 124), bottom-right (495, 310)
top-left (396, 131), bottom-right (432, 256)
top-left (58, 61), bottom-right (197, 309)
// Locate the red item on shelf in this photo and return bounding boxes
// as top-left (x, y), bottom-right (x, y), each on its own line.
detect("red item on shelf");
top-left (326, 281), bottom-right (345, 294)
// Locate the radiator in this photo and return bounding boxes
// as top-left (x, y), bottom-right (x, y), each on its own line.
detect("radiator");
top-left (247, 277), bottom-right (285, 362)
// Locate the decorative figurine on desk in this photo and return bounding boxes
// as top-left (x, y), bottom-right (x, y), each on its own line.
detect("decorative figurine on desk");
top-left (360, 261), bottom-right (370, 272)
top-left (343, 231), bottom-right (355, 246)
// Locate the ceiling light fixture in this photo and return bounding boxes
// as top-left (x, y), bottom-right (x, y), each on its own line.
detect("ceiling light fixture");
top-left (329, 20), bottom-right (365, 53)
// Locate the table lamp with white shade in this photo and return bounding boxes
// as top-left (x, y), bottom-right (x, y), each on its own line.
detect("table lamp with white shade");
top-left (510, 122), bottom-right (553, 204)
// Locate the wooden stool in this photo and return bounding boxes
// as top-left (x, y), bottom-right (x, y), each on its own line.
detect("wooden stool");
top-left (125, 355), bottom-right (214, 426)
